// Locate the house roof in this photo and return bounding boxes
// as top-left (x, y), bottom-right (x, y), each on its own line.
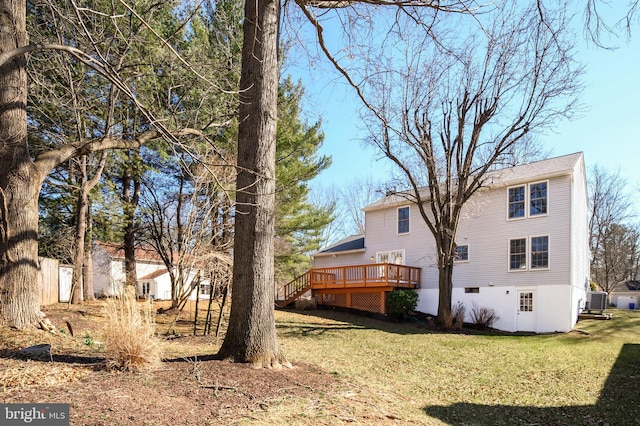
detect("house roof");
top-left (315, 235), bottom-right (365, 256)
top-left (364, 152), bottom-right (584, 212)
top-left (94, 241), bottom-right (164, 263)
top-left (615, 280), bottom-right (640, 292)
top-left (139, 269), bottom-right (170, 281)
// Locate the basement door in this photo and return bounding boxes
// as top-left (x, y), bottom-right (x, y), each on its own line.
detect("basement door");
top-left (517, 290), bottom-right (536, 332)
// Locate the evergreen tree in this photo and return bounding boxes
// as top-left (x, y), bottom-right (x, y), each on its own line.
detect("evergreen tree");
top-left (274, 77), bottom-right (333, 284)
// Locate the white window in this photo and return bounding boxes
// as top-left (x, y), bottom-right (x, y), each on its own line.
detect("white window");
top-left (454, 245), bottom-right (469, 262)
top-left (508, 186), bottom-right (526, 219)
top-left (509, 236), bottom-right (549, 271)
top-left (397, 206), bottom-right (410, 234)
top-left (531, 236), bottom-right (549, 269)
top-left (377, 250), bottom-right (405, 279)
top-left (529, 182), bottom-right (548, 216)
top-left (509, 238), bottom-right (527, 270)
top-left (377, 250), bottom-right (404, 265)
top-left (519, 292), bottom-right (534, 312)
top-left (508, 181), bottom-right (548, 219)
top-left (199, 283), bottom-right (211, 296)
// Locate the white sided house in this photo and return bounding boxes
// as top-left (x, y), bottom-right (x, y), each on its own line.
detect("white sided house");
top-left (312, 152), bottom-right (590, 333)
top-left (92, 242), bottom-right (211, 300)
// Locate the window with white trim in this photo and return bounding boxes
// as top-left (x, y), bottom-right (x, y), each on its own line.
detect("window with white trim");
top-left (509, 236), bottom-right (549, 271)
top-left (531, 236), bottom-right (549, 269)
top-left (377, 250), bottom-right (405, 265)
top-left (377, 250), bottom-right (405, 279)
top-left (509, 238), bottom-right (527, 270)
top-left (508, 186), bottom-right (526, 219)
top-left (398, 206), bottom-right (410, 234)
top-left (519, 292), bottom-right (534, 312)
top-left (199, 283), bottom-right (211, 295)
top-left (508, 181), bottom-right (548, 219)
top-left (529, 182), bottom-right (547, 216)
top-left (454, 245), bottom-right (469, 262)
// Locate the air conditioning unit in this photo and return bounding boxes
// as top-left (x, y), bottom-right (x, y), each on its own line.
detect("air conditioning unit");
top-left (586, 291), bottom-right (607, 313)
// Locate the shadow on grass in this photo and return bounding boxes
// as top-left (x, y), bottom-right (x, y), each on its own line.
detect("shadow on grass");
top-left (424, 343), bottom-right (640, 425)
top-left (276, 306), bottom-right (517, 337)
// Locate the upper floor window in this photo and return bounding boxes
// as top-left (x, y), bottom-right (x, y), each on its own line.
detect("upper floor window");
top-left (508, 181), bottom-right (548, 219)
top-left (398, 206), bottom-right (410, 234)
top-left (508, 186), bottom-right (525, 219)
top-left (529, 182), bottom-right (547, 216)
top-left (454, 245), bottom-right (469, 262)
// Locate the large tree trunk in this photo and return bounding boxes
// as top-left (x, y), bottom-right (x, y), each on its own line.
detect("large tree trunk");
top-left (217, 0), bottom-right (288, 367)
top-left (83, 201), bottom-right (95, 300)
top-left (121, 158), bottom-right (141, 290)
top-left (0, 0), bottom-right (42, 328)
top-left (70, 159), bottom-right (88, 304)
top-left (436, 227), bottom-right (455, 325)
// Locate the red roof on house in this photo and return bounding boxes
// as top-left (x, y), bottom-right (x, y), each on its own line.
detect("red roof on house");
top-left (95, 241), bottom-right (164, 263)
top-left (140, 269), bottom-right (170, 280)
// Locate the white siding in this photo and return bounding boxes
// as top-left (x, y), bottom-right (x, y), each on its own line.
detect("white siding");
top-left (452, 175), bottom-right (573, 290)
top-left (314, 153), bottom-right (588, 333)
top-left (313, 252), bottom-right (368, 269)
top-left (569, 157), bottom-right (590, 314)
top-left (92, 246), bottom-right (114, 297)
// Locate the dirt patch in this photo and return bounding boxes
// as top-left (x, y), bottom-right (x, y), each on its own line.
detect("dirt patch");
top-left (0, 303), bottom-right (344, 425)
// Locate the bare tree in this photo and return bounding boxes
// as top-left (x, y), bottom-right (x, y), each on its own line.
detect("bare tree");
top-left (295, 2), bottom-right (582, 323)
top-left (585, 0), bottom-right (640, 45)
top-left (588, 165), bottom-right (638, 293)
top-left (592, 223), bottom-right (639, 294)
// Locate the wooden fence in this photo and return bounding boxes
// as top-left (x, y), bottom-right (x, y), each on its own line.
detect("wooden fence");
top-left (37, 257), bottom-right (60, 306)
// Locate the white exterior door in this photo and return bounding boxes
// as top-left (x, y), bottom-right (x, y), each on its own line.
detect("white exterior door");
top-left (517, 290), bottom-right (536, 332)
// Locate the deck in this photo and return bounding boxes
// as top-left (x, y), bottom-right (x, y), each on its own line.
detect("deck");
top-left (277, 263), bottom-right (421, 314)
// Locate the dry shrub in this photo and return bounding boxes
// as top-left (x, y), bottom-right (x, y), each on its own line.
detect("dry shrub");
top-left (442, 310), bottom-right (454, 329)
top-left (295, 297), bottom-right (317, 311)
top-left (470, 302), bottom-right (499, 329)
top-left (102, 290), bottom-right (161, 372)
top-left (452, 301), bottom-right (466, 330)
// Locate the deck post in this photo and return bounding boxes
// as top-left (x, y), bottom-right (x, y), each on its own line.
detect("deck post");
top-left (380, 291), bottom-right (386, 314)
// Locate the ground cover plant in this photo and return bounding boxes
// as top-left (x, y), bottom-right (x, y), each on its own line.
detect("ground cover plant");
top-left (1, 301), bottom-right (638, 425)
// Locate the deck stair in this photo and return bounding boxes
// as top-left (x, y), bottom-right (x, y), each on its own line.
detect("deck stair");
top-left (275, 263), bottom-right (421, 313)
top-left (276, 271), bottom-right (312, 308)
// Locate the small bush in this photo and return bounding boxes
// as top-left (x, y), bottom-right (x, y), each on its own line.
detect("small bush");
top-left (295, 297), bottom-right (317, 311)
top-left (388, 289), bottom-right (418, 319)
top-left (442, 310), bottom-right (454, 329)
top-left (470, 302), bottom-right (499, 329)
top-left (452, 301), bottom-right (466, 330)
top-left (102, 289), bottom-right (161, 372)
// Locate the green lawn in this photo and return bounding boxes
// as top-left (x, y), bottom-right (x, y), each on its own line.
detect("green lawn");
top-left (274, 308), bottom-right (640, 425)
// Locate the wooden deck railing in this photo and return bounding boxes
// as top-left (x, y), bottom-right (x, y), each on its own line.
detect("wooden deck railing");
top-left (310, 263), bottom-right (421, 290)
top-left (277, 270), bottom-right (312, 308)
top-left (276, 263), bottom-right (421, 308)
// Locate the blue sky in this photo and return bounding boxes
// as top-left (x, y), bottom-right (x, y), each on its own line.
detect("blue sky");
top-left (287, 5), bottom-right (640, 205)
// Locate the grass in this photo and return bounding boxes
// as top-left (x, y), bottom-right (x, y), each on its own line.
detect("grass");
top-left (273, 308), bottom-right (640, 425)
top-left (7, 301), bottom-right (636, 424)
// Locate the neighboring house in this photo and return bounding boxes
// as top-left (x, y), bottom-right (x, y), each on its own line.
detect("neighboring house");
top-left (610, 281), bottom-right (640, 309)
top-left (92, 241), bottom-right (210, 300)
top-left (312, 152), bottom-right (590, 333)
